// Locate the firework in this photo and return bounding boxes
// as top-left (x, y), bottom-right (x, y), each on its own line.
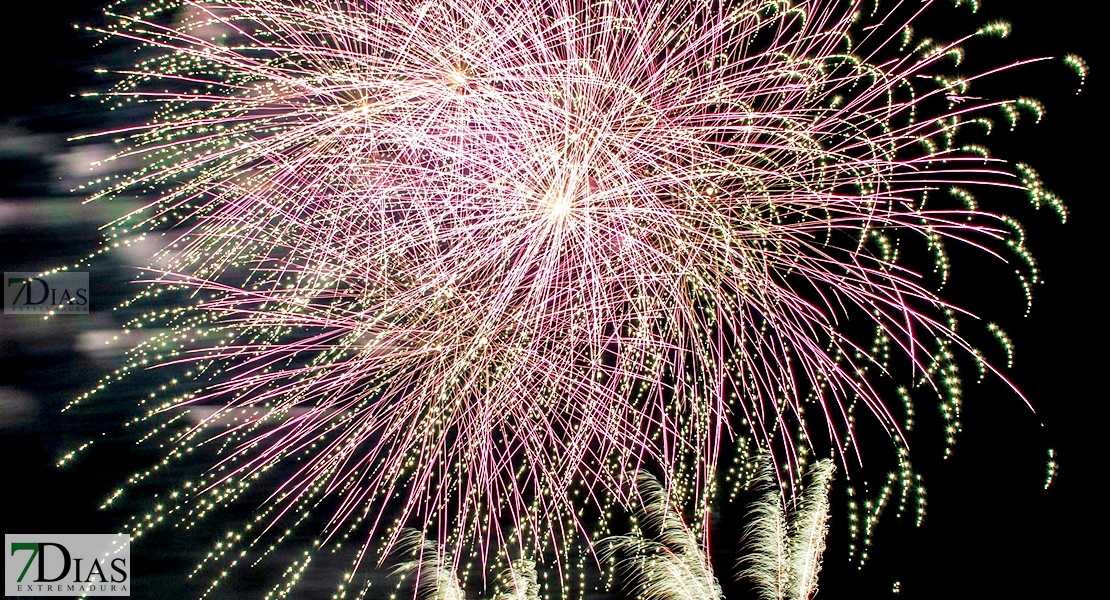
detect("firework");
top-left (64, 0), bottom-right (1081, 595)
top-left (604, 471), bottom-right (722, 600)
top-left (738, 459), bottom-right (834, 600)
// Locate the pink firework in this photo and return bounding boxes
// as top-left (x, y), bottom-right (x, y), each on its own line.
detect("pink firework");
top-left (67, 0), bottom-right (1080, 592)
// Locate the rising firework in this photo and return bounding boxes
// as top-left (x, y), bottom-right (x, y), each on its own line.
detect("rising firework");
top-left (61, 0), bottom-right (1082, 596)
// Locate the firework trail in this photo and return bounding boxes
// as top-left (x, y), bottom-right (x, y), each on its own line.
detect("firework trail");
top-left (62, 0), bottom-right (1082, 595)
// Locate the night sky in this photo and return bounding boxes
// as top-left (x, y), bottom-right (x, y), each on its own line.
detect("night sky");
top-left (0, 2), bottom-right (1101, 598)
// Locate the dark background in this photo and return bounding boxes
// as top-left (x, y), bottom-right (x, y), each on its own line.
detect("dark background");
top-left (0, 1), bottom-right (1102, 598)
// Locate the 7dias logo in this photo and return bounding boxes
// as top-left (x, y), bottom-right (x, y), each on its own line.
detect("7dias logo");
top-left (5, 534), bottom-right (130, 597)
top-left (4, 272), bottom-right (89, 314)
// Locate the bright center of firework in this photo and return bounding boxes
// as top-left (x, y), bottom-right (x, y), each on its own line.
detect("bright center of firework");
top-left (447, 69), bottom-right (468, 88)
top-left (548, 194), bottom-right (572, 219)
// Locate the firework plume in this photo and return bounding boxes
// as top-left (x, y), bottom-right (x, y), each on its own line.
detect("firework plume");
top-left (64, 0), bottom-right (1082, 595)
top-left (393, 530), bottom-right (540, 600)
top-left (605, 471), bottom-right (722, 600)
top-left (393, 530), bottom-right (468, 600)
top-left (739, 459), bottom-right (834, 600)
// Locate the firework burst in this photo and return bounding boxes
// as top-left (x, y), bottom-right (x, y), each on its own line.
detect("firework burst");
top-left (63, 0), bottom-right (1082, 595)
